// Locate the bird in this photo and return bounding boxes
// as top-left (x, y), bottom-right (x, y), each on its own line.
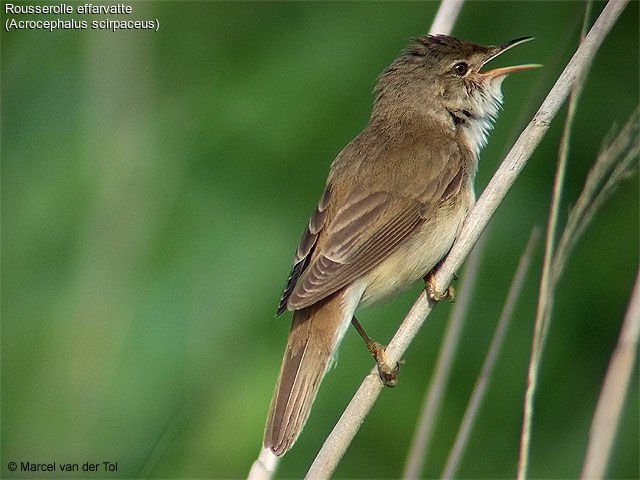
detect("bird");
top-left (263, 34), bottom-right (538, 456)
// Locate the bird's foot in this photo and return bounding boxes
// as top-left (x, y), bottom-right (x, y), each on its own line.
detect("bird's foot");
top-left (425, 272), bottom-right (455, 303)
top-left (367, 341), bottom-right (403, 387)
top-left (351, 316), bottom-right (403, 387)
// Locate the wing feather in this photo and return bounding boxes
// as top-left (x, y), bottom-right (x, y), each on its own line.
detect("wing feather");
top-left (287, 193), bottom-right (424, 310)
top-left (280, 144), bottom-right (466, 313)
top-left (277, 186), bottom-right (332, 315)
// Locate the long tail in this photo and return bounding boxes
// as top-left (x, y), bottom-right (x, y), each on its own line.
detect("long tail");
top-left (264, 289), bottom-right (349, 456)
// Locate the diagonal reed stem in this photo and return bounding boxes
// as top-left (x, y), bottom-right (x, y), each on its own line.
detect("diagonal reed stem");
top-left (306, 2), bottom-right (628, 478)
top-left (551, 108), bottom-right (639, 285)
top-left (248, 1), bottom-right (465, 479)
top-left (402, 237), bottom-right (485, 480)
top-left (443, 228), bottom-right (538, 480)
top-left (519, 107), bottom-right (638, 480)
top-left (517, 3), bottom-right (592, 477)
top-left (580, 268), bottom-right (640, 479)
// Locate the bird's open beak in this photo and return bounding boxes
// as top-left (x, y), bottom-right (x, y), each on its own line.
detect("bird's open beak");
top-left (479, 37), bottom-right (541, 78)
top-left (481, 63), bottom-right (542, 77)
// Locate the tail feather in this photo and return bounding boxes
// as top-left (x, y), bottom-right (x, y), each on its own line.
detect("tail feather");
top-left (264, 291), bottom-right (346, 455)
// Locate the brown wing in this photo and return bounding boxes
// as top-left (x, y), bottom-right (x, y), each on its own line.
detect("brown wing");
top-left (276, 185), bottom-right (332, 315)
top-left (283, 156), bottom-right (465, 311)
top-left (286, 191), bottom-right (423, 310)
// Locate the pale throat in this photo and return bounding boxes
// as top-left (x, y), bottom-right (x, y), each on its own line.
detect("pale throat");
top-left (453, 81), bottom-right (505, 159)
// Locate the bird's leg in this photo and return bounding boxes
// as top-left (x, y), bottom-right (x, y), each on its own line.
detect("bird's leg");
top-left (351, 316), bottom-right (402, 387)
top-left (424, 271), bottom-right (455, 302)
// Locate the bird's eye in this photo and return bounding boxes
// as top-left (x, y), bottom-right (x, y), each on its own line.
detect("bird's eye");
top-left (453, 62), bottom-right (469, 76)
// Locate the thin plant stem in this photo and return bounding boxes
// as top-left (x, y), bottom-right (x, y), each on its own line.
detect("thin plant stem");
top-left (305, 2), bottom-right (627, 478)
top-left (517, 3), bottom-right (592, 477)
top-left (580, 268), bottom-right (640, 479)
top-left (403, 237), bottom-right (485, 480)
top-left (429, 0), bottom-right (464, 35)
top-left (442, 228), bottom-right (538, 480)
top-left (138, 406), bottom-right (187, 478)
top-left (552, 108), bottom-right (639, 283)
top-left (247, 447), bottom-right (280, 480)
top-left (519, 107), bottom-right (638, 479)
top-left (248, 1), bottom-right (465, 479)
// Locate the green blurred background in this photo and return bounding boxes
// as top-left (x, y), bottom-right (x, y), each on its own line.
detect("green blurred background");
top-left (2, 1), bottom-right (638, 478)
